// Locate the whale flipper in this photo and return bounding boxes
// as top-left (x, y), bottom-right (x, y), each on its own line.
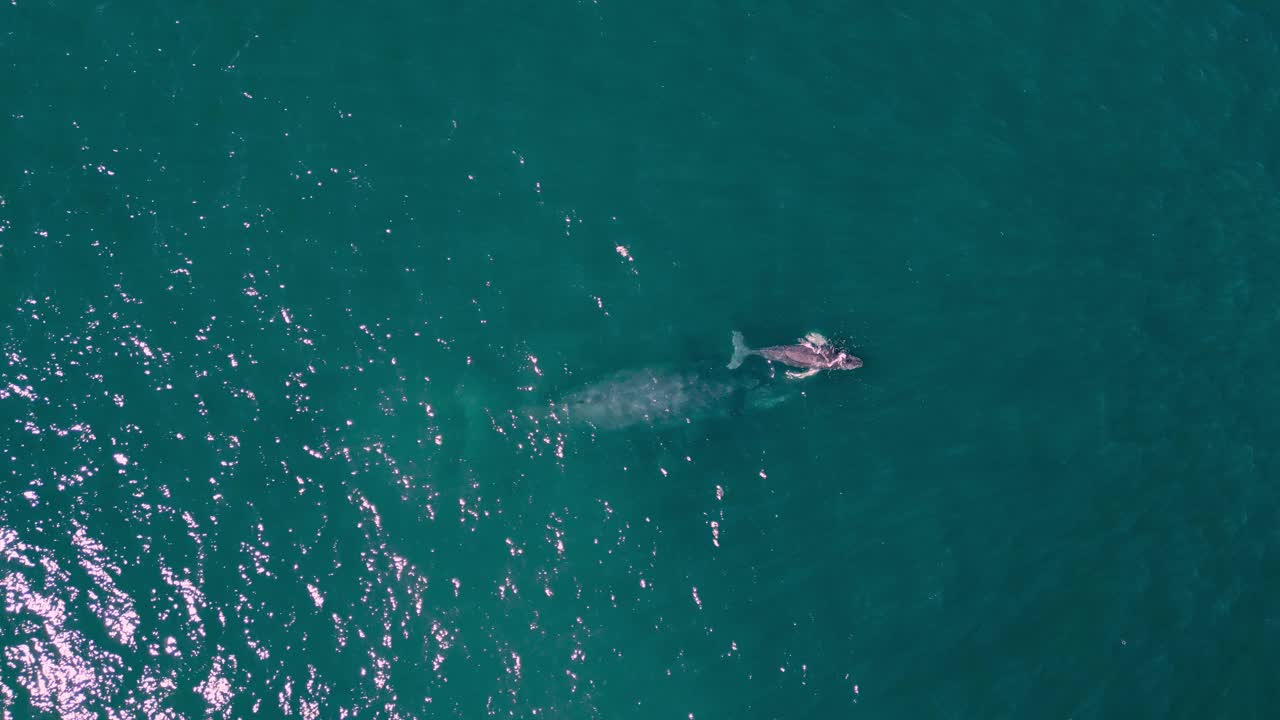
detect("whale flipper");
top-left (728, 331), bottom-right (751, 370)
top-left (786, 368), bottom-right (820, 380)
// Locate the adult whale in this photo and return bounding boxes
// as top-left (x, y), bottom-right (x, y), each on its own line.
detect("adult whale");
top-left (551, 364), bottom-right (794, 431)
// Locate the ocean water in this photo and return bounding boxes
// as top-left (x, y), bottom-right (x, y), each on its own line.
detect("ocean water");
top-left (4, 1), bottom-right (1280, 717)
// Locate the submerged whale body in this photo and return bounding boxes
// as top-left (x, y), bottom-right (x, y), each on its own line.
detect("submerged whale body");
top-left (554, 365), bottom-right (793, 431)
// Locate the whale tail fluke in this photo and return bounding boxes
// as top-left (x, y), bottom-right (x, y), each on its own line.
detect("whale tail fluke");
top-left (728, 330), bottom-right (752, 370)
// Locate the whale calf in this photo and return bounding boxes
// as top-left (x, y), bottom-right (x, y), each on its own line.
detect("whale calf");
top-left (727, 331), bottom-right (862, 379)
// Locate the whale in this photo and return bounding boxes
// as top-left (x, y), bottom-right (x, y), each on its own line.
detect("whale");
top-left (727, 331), bottom-right (862, 379)
top-left (552, 365), bottom-right (795, 431)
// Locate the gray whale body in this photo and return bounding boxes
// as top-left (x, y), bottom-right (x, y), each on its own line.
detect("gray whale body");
top-left (554, 366), bottom-right (792, 431)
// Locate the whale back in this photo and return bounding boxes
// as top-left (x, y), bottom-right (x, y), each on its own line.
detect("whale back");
top-left (757, 344), bottom-right (827, 368)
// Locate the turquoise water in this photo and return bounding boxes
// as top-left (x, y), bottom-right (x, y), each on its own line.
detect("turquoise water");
top-left (4, 1), bottom-right (1280, 717)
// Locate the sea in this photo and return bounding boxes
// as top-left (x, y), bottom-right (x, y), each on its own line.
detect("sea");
top-left (3, 1), bottom-right (1279, 718)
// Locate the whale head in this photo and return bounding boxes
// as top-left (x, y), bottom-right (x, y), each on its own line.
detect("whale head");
top-left (829, 351), bottom-right (863, 370)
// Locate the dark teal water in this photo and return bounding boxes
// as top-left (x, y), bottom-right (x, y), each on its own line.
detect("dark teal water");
top-left (4, 1), bottom-right (1280, 717)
